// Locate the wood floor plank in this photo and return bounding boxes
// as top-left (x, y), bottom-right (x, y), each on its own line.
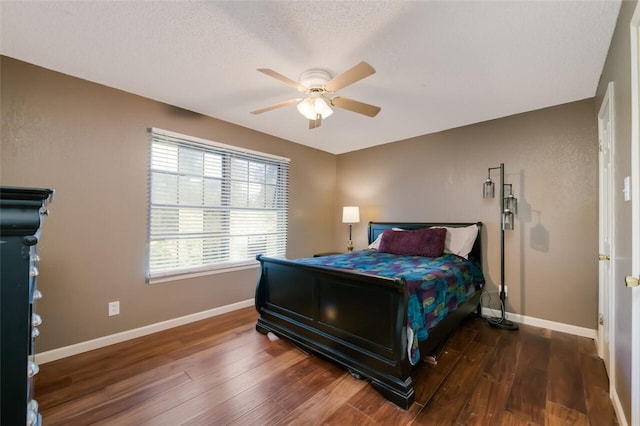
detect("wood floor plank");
top-left (181, 329), bottom-right (270, 380)
top-left (347, 374), bottom-right (423, 425)
top-left (471, 317), bottom-right (502, 347)
top-left (135, 349), bottom-right (307, 425)
top-left (506, 365), bottom-right (547, 424)
top-left (519, 322), bottom-right (552, 339)
top-left (458, 375), bottom-right (511, 425)
top-left (545, 400), bottom-right (589, 425)
top-left (278, 374), bottom-right (368, 425)
top-left (349, 385), bottom-right (422, 425)
top-left (178, 378), bottom-right (284, 425)
top-left (346, 381), bottom-right (392, 416)
top-left (412, 340), bottom-right (492, 424)
top-left (412, 346), bottom-right (463, 404)
top-left (37, 352), bottom-right (177, 410)
top-left (225, 398), bottom-right (289, 426)
top-left (445, 320), bottom-right (480, 352)
top-left (321, 402), bottom-right (378, 425)
top-left (43, 371), bottom-right (192, 426)
top-left (547, 331), bottom-right (587, 414)
top-left (517, 326), bottom-right (551, 371)
top-left (483, 332), bottom-right (520, 384)
top-left (505, 328), bottom-right (550, 424)
top-left (271, 356), bottom-right (345, 411)
top-left (577, 335), bottom-right (598, 356)
top-left (33, 307), bottom-right (619, 426)
top-left (580, 352), bottom-right (610, 392)
top-left (584, 384), bottom-right (619, 426)
top-left (365, 401), bottom-right (421, 426)
top-left (500, 411), bottom-right (538, 425)
top-left (581, 349), bottom-right (616, 426)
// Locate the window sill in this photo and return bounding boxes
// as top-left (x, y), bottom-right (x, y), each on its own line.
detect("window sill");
top-left (148, 262), bottom-right (259, 285)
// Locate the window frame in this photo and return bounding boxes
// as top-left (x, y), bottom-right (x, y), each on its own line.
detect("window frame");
top-left (146, 128), bottom-right (289, 283)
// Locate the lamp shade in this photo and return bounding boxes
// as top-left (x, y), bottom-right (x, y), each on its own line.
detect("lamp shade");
top-left (483, 178), bottom-right (495, 199)
top-left (297, 98), bottom-right (316, 120)
top-left (505, 194), bottom-right (518, 214)
top-left (297, 96), bottom-right (333, 120)
top-left (502, 209), bottom-right (514, 230)
top-left (314, 97), bottom-right (333, 119)
top-left (342, 206), bottom-right (360, 223)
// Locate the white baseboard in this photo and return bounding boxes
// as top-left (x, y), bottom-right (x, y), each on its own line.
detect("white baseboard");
top-left (35, 299), bottom-right (254, 364)
top-left (481, 307), bottom-right (597, 339)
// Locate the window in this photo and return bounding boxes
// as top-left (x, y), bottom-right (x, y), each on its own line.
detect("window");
top-left (147, 128), bottom-right (289, 280)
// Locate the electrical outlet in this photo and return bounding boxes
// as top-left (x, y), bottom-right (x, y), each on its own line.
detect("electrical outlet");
top-left (108, 301), bottom-right (120, 316)
top-left (504, 286), bottom-right (508, 298)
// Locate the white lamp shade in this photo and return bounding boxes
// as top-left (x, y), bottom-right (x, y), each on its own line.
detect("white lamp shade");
top-left (314, 97), bottom-right (333, 119)
top-left (342, 206), bottom-right (360, 223)
top-left (297, 96), bottom-right (333, 120)
top-left (297, 98), bottom-right (317, 120)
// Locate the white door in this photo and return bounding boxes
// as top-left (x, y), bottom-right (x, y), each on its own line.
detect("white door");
top-left (598, 82), bottom-right (615, 376)
top-left (629, 3), bottom-right (640, 424)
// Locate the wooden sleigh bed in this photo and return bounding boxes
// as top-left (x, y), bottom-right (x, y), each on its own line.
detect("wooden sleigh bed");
top-left (254, 221), bottom-right (484, 409)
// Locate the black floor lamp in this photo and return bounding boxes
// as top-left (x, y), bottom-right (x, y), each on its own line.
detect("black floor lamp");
top-left (483, 163), bottom-right (519, 331)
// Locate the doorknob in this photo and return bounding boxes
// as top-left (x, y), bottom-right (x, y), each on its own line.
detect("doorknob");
top-left (599, 254), bottom-right (610, 261)
top-left (626, 276), bottom-right (639, 287)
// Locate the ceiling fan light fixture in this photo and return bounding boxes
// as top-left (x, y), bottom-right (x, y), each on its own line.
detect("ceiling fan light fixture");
top-left (297, 96), bottom-right (333, 120)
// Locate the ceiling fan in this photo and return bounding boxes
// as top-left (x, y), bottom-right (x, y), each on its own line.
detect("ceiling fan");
top-left (251, 61), bottom-right (381, 129)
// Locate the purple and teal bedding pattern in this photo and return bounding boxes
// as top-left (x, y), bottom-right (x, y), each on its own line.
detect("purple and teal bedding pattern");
top-left (296, 250), bottom-right (485, 364)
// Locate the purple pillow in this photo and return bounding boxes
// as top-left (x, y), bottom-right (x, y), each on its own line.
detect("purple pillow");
top-left (378, 227), bottom-right (446, 257)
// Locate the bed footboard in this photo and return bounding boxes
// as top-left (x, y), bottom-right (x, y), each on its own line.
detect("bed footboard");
top-left (255, 254), bottom-right (415, 408)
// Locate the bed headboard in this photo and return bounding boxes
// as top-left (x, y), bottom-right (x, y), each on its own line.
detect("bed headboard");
top-left (368, 221), bottom-right (483, 265)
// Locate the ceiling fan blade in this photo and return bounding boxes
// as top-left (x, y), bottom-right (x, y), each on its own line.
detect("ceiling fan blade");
top-left (257, 68), bottom-right (307, 92)
top-left (324, 62), bottom-right (375, 92)
top-left (331, 97), bottom-right (381, 117)
top-left (309, 116), bottom-right (322, 129)
top-left (251, 99), bottom-right (301, 115)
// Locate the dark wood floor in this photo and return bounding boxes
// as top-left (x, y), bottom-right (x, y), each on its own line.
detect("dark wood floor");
top-left (35, 307), bottom-right (618, 425)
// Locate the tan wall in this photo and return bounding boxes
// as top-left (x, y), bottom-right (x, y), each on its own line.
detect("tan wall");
top-left (0, 56), bottom-right (337, 352)
top-left (595, 0), bottom-right (638, 421)
top-left (337, 99), bottom-right (599, 330)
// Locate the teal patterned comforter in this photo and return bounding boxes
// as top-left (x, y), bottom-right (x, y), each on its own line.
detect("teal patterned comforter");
top-left (297, 250), bottom-right (485, 364)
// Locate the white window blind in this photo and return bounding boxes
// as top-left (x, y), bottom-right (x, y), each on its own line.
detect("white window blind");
top-left (147, 128), bottom-right (289, 280)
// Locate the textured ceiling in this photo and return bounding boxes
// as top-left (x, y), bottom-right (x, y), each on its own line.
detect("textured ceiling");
top-left (0, 1), bottom-right (621, 154)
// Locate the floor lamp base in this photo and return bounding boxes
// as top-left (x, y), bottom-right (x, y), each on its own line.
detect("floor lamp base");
top-left (487, 317), bottom-right (519, 331)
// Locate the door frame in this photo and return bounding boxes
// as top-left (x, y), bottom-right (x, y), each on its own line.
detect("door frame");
top-left (597, 82), bottom-right (616, 382)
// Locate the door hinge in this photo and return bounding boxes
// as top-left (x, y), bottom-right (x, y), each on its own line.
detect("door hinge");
top-left (599, 314), bottom-right (604, 325)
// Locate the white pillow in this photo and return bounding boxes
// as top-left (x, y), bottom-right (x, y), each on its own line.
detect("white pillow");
top-left (437, 224), bottom-right (478, 259)
top-left (368, 228), bottom-right (404, 250)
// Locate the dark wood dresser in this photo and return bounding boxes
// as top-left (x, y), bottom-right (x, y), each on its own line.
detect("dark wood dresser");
top-left (0, 186), bottom-right (54, 426)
